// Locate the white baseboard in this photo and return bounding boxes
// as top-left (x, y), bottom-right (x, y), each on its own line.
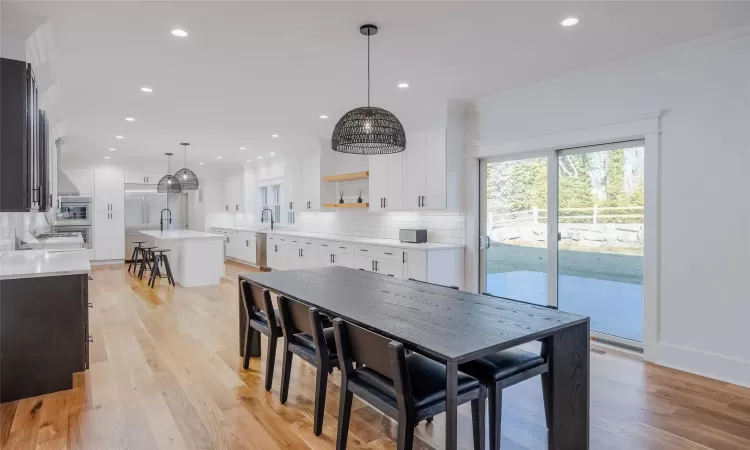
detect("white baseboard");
top-left (649, 342), bottom-right (750, 388)
top-left (90, 259), bottom-right (124, 266)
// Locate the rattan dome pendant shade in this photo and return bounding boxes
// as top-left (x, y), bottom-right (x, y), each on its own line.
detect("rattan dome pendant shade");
top-left (331, 24), bottom-right (406, 155)
top-left (157, 152), bottom-right (182, 194)
top-left (332, 107), bottom-right (406, 155)
top-left (174, 143), bottom-right (199, 190)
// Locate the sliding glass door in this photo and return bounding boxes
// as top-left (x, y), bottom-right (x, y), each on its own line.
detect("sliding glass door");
top-left (481, 141), bottom-right (645, 345)
top-left (482, 157), bottom-right (548, 305)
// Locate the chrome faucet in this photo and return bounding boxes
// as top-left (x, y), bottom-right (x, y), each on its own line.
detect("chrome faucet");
top-left (260, 207), bottom-right (274, 230)
top-left (160, 208), bottom-right (172, 232)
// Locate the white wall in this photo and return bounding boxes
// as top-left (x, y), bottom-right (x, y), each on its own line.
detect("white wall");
top-left (467, 29), bottom-right (750, 386)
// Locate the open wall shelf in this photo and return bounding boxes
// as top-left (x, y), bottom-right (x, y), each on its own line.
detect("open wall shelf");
top-left (322, 171), bottom-right (369, 183)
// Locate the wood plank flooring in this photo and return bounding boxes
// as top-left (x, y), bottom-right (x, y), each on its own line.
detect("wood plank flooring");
top-left (2, 262), bottom-right (750, 450)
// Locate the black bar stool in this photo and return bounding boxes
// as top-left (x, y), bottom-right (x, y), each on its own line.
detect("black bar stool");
top-left (148, 249), bottom-right (175, 288)
top-left (128, 241), bottom-right (147, 273)
top-left (137, 246), bottom-right (157, 280)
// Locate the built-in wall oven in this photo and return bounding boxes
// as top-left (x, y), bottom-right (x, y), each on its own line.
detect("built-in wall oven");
top-left (53, 196), bottom-right (92, 248)
top-left (55, 196), bottom-right (92, 225)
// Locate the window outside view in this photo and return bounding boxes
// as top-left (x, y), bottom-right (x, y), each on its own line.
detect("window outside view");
top-left (485, 145), bottom-right (644, 341)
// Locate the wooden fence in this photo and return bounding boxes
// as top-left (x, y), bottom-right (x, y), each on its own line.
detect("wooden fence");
top-left (488, 205), bottom-right (644, 228)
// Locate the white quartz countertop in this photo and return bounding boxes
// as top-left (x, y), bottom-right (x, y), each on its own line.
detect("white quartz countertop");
top-left (141, 230), bottom-right (225, 240)
top-left (209, 226), bottom-right (464, 251)
top-left (21, 233), bottom-right (84, 248)
top-left (0, 249), bottom-right (91, 280)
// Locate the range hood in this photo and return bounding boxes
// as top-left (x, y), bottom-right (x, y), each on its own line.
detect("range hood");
top-left (56, 138), bottom-right (80, 196)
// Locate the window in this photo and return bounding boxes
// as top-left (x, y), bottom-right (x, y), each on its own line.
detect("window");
top-left (260, 184), bottom-right (283, 225)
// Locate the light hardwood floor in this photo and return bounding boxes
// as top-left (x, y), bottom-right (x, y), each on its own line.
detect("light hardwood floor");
top-left (2, 262), bottom-right (750, 450)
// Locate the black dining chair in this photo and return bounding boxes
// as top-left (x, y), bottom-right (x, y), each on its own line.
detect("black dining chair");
top-left (456, 292), bottom-right (553, 449)
top-left (332, 317), bottom-right (486, 450)
top-left (276, 295), bottom-right (339, 436)
top-left (240, 280), bottom-right (282, 392)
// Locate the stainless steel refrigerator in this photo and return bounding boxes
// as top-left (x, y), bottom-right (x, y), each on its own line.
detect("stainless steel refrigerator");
top-left (124, 184), bottom-right (183, 260)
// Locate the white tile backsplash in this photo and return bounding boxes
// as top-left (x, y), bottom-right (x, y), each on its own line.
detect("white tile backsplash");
top-left (212, 210), bottom-right (465, 245)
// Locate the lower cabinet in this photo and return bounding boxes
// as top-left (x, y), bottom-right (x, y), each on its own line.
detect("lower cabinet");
top-left (264, 236), bottom-right (463, 287)
top-left (0, 274), bottom-right (90, 402)
top-left (94, 210), bottom-right (125, 260)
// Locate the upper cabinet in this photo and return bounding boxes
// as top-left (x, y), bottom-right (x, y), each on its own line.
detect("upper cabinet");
top-left (94, 167), bottom-right (125, 212)
top-left (402, 130), bottom-right (448, 210)
top-left (223, 173), bottom-right (245, 212)
top-left (290, 153), bottom-right (335, 212)
top-left (124, 172), bottom-right (163, 184)
top-left (368, 129), bottom-right (460, 212)
top-left (0, 58), bottom-right (49, 212)
top-left (368, 153), bottom-right (403, 211)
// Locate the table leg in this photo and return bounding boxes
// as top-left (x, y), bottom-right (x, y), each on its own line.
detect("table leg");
top-left (548, 321), bottom-right (590, 450)
top-left (445, 359), bottom-right (458, 450)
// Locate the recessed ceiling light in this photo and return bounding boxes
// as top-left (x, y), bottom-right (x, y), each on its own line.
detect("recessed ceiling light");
top-left (319, 115), bottom-right (328, 119)
top-left (125, 117), bottom-right (135, 122)
top-left (104, 156), bottom-right (111, 160)
top-left (140, 87), bottom-right (153, 93)
top-left (561, 17), bottom-right (579, 27)
top-left (115, 135), bottom-right (124, 139)
top-left (199, 162), bottom-right (204, 165)
top-left (216, 156), bottom-right (222, 159)
top-left (246, 160), bottom-right (251, 163)
top-left (271, 134), bottom-right (279, 138)
top-left (239, 147), bottom-right (246, 150)
top-left (398, 82), bottom-right (409, 89)
top-left (171, 29), bottom-right (188, 37)
top-left (270, 152), bottom-right (275, 156)
top-left (257, 156), bottom-right (262, 159)
top-left (109, 148), bottom-right (116, 151)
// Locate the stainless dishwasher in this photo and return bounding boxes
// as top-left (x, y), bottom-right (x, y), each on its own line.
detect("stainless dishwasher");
top-left (255, 233), bottom-right (269, 270)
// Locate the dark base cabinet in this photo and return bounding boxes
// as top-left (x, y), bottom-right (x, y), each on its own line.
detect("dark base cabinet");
top-left (0, 274), bottom-right (89, 403)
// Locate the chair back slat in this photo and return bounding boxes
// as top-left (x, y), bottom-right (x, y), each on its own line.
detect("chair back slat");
top-left (241, 280), bottom-right (266, 313)
top-left (278, 295), bottom-right (314, 335)
top-left (338, 320), bottom-right (395, 381)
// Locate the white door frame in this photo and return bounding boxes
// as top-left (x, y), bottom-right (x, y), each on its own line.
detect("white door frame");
top-left (473, 112), bottom-right (661, 355)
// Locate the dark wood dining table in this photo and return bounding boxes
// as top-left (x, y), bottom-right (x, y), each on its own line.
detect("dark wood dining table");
top-left (239, 266), bottom-right (590, 450)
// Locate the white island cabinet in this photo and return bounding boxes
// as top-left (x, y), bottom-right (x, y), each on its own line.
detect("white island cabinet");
top-left (140, 230), bottom-right (225, 287)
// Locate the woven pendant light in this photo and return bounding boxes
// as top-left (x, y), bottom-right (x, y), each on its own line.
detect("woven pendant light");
top-left (331, 24), bottom-right (406, 155)
top-left (157, 152), bottom-right (182, 193)
top-left (174, 142), bottom-right (199, 190)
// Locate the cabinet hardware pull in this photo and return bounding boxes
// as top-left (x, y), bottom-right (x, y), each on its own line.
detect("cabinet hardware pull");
top-left (360, 249), bottom-right (367, 252)
top-left (384, 197), bottom-right (387, 207)
top-left (88, 335), bottom-right (94, 343)
top-left (246, 240), bottom-right (249, 246)
top-left (372, 260), bottom-right (374, 271)
top-left (88, 302), bottom-right (93, 308)
top-left (384, 252), bottom-right (393, 255)
top-left (332, 254), bottom-right (335, 263)
top-left (417, 196), bottom-right (421, 207)
top-left (402, 251), bottom-right (406, 263)
top-left (422, 196), bottom-right (426, 207)
top-left (375, 260), bottom-right (379, 271)
top-left (339, 246), bottom-right (346, 249)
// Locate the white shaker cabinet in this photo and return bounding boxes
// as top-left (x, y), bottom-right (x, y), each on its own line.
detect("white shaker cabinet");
top-left (289, 153), bottom-right (335, 212)
top-left (368, 153), bottom-right (403, 211)
top-left (402, 130), bottom-right (447, 210)
top-left (223, 174), bottom-right (245, 212)
top-left (93, 167), bottom-right (125, 261)
top-left (124, 172), bottom-right (163, 184)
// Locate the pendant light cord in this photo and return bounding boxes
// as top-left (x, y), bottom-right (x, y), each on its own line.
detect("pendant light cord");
top-left (367, 32), bottom-right (370, 107)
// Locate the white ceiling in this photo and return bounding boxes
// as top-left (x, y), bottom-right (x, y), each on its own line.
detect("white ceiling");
top-left (5, 1), bottom-right (750, 169)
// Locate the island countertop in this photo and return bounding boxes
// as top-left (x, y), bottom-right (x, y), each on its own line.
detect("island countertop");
top-left (0, 249), bottom-right (91, 280)
top-left (140, 230), bottom-right (225, 240)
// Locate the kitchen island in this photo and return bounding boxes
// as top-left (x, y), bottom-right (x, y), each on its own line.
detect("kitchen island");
top-left (140, 230), bottom-right (225, 287)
